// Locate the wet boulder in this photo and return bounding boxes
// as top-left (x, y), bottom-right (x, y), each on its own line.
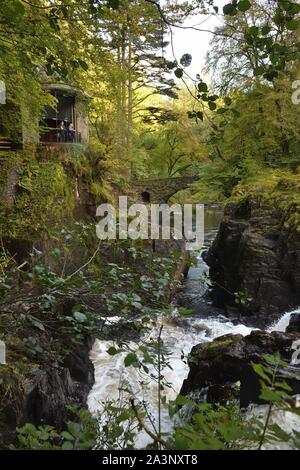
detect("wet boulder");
top-left (180, 330), bottom-right (300, 408)
top-left (286, 311), bottom-right (300, 333)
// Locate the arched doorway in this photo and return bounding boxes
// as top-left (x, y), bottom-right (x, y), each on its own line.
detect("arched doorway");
top-left (141, 191), bottom-right (151, 203)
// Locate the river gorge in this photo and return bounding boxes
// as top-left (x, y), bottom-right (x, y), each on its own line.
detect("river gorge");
top-left (87, 206), bottom-right (300, 449)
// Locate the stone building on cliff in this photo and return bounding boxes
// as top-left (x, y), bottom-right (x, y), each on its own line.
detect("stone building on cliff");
top-left (0, 81), bottom-right (90, 152)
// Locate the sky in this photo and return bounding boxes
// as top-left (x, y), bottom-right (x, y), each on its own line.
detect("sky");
top-left (165, 0), bottom-right (228, 80)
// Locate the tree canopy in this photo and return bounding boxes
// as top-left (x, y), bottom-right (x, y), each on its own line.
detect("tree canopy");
top-left (0, 0), bottom-right (299, 191)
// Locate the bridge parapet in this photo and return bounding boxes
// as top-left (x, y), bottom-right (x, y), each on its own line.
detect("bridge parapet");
top-left (127, 175), bottom-right (198, 204)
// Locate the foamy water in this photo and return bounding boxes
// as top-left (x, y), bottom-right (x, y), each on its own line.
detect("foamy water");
top-left (88, 308), bottom-right (300, 449)
top-left (268, 308), bottom-right (300, 332)
top-left (88, 207), bottom-right (299, 449)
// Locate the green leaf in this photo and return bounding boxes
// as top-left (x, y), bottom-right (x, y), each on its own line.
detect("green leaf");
top-left (286, 19), bottom-right (299, 31)
top-left (198, 82), bottom-right (208, 92)
top-left (62, 441), bottom-right (73, 450)
top-left (248, 25), bottom-right (259, 36)
top-left (238, 0), bottom-right (251, 13)
top-left (139, 346), bottom-right (154, 364)
top-left (274, 381), bottom-right (292, 392)
top-left (208, 101), bottom-right (217, 111)
top-left (268, 423), bottom-right (290, 441)
top-left (290, 3), bottom-right (300, 14)
top-left (67, 422), bottom-right (81, 436)
top-left (107, 0), bottom-right (120, 10)
top-left (175, 395), bottom-right (195, 406)
top-left (187, 111), bottom-right (196, 119)
top-left (261, 25), bottom-right (271, 35)
top-left (174, 68), bottom-right (183, 78)
top-left (107, 346), bottom-right (119, 355)
top-left (223, 3), bottom-right (237, 16)
top-left (245, 33), bottom-right (254, 45)
top-left (263, 70), bottom-right (278, 81)
top-left (77, 59), bottom-right (89, 71)
top-left (224, 96), bottom-right (232, 106)
top-left (273, 7), bottom-right (283, 26)
top-left (180, 54), bottom-right (192, 67)
top-left (280, 1), bottom-right (300, 14)
top-left (73, 311), bottom-right (87, 322)
top-left (61, 431), bottom-right (74, 441)
top-left (14, 1), bottom-right (26, 16)
top-left (17, 423), bottom-right (36, 434)
top-left (72, 304), bottom-right (83, 313)
top-left (124, 352), bottom-right (137, 367)
top-left (262, 353), bottom-right (282, 366)
top-left (251, 362), bottom-right (272, 384)
top-left (116, 410), bottom-right (132, 423)
top-left (31, 318), bottom-right (46, 332)
top-left (166, 60), bottom-right (176, 70)
top-left (196, 111), bottom-right (204, 121)
top-left (253, 66), bottom-right (265, 76)
top-left (259, 387), bottom-right (286, 402)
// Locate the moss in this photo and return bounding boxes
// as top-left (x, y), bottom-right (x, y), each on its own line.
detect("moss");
top-left (0, 153), bottom-right (75, 239)
top-left (90, 180), bottom-right (114, 203)
top-left (65, 144), bottom-right (90, 176)
top-left (229, 169), bottom-right (300, 233)
top-left (206, 336), bottom-right (239, 350)
top-left (0, 143), bottom-right (118, 239)
top-left (0, 151), bottom-right (22, 187)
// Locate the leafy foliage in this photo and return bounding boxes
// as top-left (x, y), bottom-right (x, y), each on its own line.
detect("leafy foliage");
top-left (0, 0), bottom-right (300, 452)
top-left (12, 407), bottom-right (98, 450)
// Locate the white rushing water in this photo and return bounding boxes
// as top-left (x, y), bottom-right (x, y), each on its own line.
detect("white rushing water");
top-left (89, 317), bottom-right (258, 411)
top-left (87, 207), bottom-right (300, 449)
top-left (87, 313), bottom-right (253, 447)
top-left (88, 308), bottom-right (299, 448)
top-left (268, 308), bottom-right (300, 332)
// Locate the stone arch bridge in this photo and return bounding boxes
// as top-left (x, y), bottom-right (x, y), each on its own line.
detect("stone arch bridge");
top-left (127, 175), bottom-right (198, 204)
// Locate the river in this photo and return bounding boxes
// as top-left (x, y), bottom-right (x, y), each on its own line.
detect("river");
top-left (87, 205), bottom-right (300, 449)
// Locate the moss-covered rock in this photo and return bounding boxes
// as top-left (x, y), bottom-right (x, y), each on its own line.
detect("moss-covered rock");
top-left (181, 330), bottom-right (300, 407)
top-left (0, 152), bottom-right (75, 239)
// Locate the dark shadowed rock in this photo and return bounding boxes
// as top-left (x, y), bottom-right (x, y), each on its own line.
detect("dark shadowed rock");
top-left (206, 195), bottom-right (300, 326)
top-left (0, 338), bottom-right (94, 448)
top-left (180, 330), bottom-right (300, 408)
top-left (286, 312), bottom-right (300, 333)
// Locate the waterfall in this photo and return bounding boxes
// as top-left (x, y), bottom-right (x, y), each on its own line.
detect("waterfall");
top-left (268, 307), bottom-right (300, 333)
top-left (88, 308), bottom-right (298, 449)
top-left (87, 311), bottom-right (255, 449)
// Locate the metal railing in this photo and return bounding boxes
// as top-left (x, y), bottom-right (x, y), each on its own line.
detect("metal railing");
top-left (40, 128), bottom-right (81, 144)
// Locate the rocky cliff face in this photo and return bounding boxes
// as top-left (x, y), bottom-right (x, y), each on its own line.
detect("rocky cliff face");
top-left (0, 339), bottom-right (94, 448)
top-left (205, 176), bottom-right (300, 326)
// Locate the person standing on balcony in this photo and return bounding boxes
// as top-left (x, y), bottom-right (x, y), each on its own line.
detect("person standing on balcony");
top-left (68, 122), bottom-right (75, 142)
top-left (58, 120), bottom-right (66, 142)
